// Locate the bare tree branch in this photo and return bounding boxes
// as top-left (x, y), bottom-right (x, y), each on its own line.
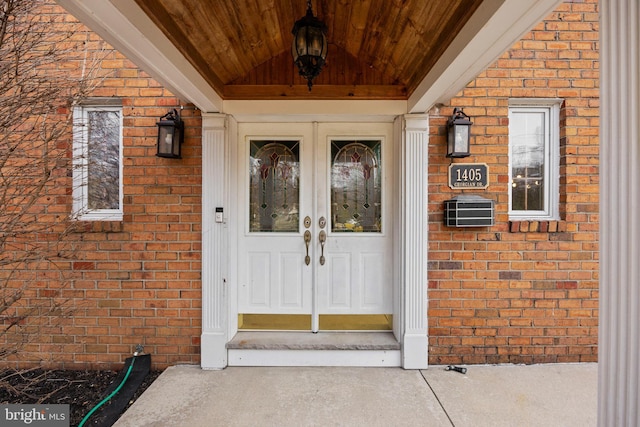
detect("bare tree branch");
top-left (0, 0), bottom-right (109, 366)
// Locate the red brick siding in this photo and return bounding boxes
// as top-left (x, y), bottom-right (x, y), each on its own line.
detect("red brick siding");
top-left (1, 3), bottom-right (203, 370)
top-left (63, 97), bottom-right (203, 368)
top-left (427, 0), bottom-right (599, 364)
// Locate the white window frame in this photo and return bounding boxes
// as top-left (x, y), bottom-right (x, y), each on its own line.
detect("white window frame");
top-left (508, 99), bottom-right (561, 221)
top-left (72, 104), bottom-right (124, 221)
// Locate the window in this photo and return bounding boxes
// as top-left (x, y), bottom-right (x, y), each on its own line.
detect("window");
top-left (72, 102), bottom-right (123, 221)
top-left (508, 99), bottom-right (561, 220)
top-left (249, 140), bottom-right (300, 232)
top-left (331, 140), bottom-right (382, 233)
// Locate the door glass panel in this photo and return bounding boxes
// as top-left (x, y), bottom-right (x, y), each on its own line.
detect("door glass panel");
top-left (249, 140), bottom-right (300, 232)
top-left (331, 140), bottom-right (382, 232)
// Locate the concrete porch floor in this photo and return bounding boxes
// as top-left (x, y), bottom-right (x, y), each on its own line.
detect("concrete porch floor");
top-left (113, 363), bottom-right (596, 427)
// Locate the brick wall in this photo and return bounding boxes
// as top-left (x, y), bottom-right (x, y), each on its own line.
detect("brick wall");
top-left (64, 78), bottom-right (203, 367)
top-left (1, 2), bottom-right (203, 370)
top-left (427, 0), bottom-right (599, 364)
top-left (61, 98), bottom-right (203, 369)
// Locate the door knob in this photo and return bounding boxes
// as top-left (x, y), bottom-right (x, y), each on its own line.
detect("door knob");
top-left (319, 230), bottom-right (326, 265)
top-left (304, 230), bottom-right (311, 265)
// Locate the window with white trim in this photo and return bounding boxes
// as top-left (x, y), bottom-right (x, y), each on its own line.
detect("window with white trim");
top-left (72, 103), bottom-right (123, 221)
top-left (508, 99), bottom-right (561, 220)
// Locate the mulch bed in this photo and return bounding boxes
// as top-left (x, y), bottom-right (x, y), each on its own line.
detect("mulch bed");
top-left (0, 368), bottom-right (161, 426)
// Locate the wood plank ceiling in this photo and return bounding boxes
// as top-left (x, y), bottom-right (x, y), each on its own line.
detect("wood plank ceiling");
top-left (133, 0), bottom-right (483, 100)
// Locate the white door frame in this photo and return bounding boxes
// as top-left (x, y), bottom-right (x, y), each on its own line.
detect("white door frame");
top-left (235, 122), bottom-right (394, 328)
top-left (201, 111), bottom-right (429, 369)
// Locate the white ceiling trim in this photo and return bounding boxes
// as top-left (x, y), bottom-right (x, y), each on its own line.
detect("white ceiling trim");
top-left (408, 0), bottom-right (564, 113)
top-left (56, 0), bottom-right (223, 113)
top-left (222, 100), bottom-right (408, 121)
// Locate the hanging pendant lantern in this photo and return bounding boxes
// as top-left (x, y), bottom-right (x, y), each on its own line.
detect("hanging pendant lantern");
top-left (291, 0), bottom-right (328, 91)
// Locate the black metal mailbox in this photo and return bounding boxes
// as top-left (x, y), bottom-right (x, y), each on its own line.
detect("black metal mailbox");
top-left (444, 195), bottom-right (494, 227)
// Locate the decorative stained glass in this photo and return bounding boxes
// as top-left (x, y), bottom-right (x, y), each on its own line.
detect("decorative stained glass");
top-left (331, 140), bottom-right (382, 232)
top-left (249, 141), bottom-right (300, 232)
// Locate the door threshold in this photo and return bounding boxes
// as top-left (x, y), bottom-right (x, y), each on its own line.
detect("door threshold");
top-left (227, 331), bottom-right (401, 367)
top-left (228, 331), bottom-right (400, 350)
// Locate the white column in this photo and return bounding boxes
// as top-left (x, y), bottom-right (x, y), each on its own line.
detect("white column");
top-left (400, 114), bottom-right (429, 369)
top-left (599, 1), bottom-right (640, 425)
top-left (200, 113), bottom-right (228, 369)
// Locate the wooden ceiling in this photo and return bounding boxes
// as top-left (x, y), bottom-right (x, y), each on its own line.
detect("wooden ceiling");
top-left (133, 0), bottom-right (483, 100)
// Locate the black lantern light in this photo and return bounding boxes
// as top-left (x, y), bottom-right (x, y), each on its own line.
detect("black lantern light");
top-left (156, 109), bottom-right (184, 159)
top-left (447, 108), bottom-right (473, 158)
top-left (291, 0), bottom-right (328, 91)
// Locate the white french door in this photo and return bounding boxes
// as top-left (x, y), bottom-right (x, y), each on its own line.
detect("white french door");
top-left (236, 122), bottom-right (394, 331)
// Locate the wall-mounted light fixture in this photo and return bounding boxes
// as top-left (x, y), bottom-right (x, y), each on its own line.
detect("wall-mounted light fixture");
top-left (156, 109), bottom-right (184, 159)
top-left (292, 0), bottom-right (328, 91)
top-left (447, 107), bottom-right (472, 158)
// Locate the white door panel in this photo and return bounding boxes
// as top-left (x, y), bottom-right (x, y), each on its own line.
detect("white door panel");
top-left (316, 123), bottom-right (393, 316)
top-left (280, 252), bottom-right (305, 307)
top-left (237, 123), bottom-right (314, 315)
top-left (325, 253), bottom-right (351, 309)
top-left (245, 252), bottom-right (270, 308)
top-left (361, 252), bottom-right (388, 306)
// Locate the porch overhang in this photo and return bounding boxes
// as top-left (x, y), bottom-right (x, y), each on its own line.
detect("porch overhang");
top-left (56, 0), bottom-right (562, 114)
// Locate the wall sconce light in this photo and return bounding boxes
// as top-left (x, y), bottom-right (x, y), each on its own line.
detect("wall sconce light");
top-left (447, 107), bottom-right (472, 158)
top-left (156, 109), bottom-right (184, 158)
top-left (292, 0), bottom-right (328, 91)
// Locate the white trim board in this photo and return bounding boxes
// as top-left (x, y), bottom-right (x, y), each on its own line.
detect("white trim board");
top-left (228, 349), bottom-right (402, 367)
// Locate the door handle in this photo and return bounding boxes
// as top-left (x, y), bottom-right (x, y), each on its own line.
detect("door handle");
top-left (304, 230), bottom-right (311, 265)
top-left (319, 230), bottom-right (326, 265)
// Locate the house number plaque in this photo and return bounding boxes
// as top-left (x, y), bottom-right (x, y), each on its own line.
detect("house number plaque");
top-left (448, 163), bottom-right (489, 189)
